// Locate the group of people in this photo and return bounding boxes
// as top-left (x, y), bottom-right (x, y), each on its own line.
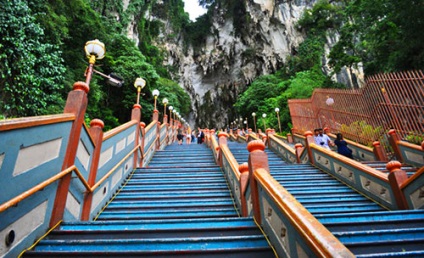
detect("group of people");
top-left (176, 128), bottom-right (205, 145)
top-left (313, 128), bottom-right (353, 159)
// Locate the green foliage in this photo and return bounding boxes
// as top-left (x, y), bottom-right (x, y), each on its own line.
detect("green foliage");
top-left (0, 0), bottom-right (191, 130)
top-left (340, 120), bottom-right (383, 146)
top-left (0, 0), bottom-right (66, 117)
top-left (328, 0), bottom-right (424, 73)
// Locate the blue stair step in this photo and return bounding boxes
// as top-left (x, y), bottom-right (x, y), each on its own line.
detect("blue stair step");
top-left (25, 142), bottom-right (274, 257)
top-left (226, 140), bottom-right (424, 257)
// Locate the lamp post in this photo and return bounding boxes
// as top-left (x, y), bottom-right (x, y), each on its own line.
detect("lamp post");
top-left (262, 113), bottom-right (267, 132)
top-left (168, 106), bottom-right (173, 125)
top-left (275, 107), bottom-right (282, 133)
top-left (134, 78), bottom-right (146, 105)
top-left (162, 98), bottom-right (168, 123)
top-left (152, 89), bottom-right (160, 110)
top-left (84, 39), bottom-right (105, 86)
top-left (326, 96), bottom-right (335, 130)
top-left (252, 112), bottom-right (257, 133)
top-left (152, 89), bottom-right (160, 121)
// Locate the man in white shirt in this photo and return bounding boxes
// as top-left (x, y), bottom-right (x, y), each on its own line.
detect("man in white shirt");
top-left (314, 128), bottom-right (334, 150)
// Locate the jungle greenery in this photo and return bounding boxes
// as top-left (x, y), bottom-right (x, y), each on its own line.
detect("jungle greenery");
top-left (234, 0), bottom-right (424, 134)
top-left (0, 0), bottom-right (191, 130)
top-left (1, 0), bottom-right (422, 132)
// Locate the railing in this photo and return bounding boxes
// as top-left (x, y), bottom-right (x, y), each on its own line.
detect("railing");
top-left (0, 82), bottom-right (174, 258)
top-left (212, 136), bottom-right (355, 257)
top-left (289, 70), bottom-right (424, 153)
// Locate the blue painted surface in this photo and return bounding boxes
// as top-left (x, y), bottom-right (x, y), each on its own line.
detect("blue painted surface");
top-left (227, 140), bottom-right (424, 257)
top-left (25, 143), bottom-right (274, 257)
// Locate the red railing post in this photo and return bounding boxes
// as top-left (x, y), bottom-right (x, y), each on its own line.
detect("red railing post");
top-left (287, 133), bottom-right (293, 143)
top-left (387, 161), bottom-right (409, 209)
top-left (218, 132), bottom-right (228, 167)
top-left (131, 104), bottom-right (142, 167)
top-left (239, 163), bottom-right (249, 217)
top-left (303, 131), bottom-right (315, 165)
top-left (156, 121), bottom-right (161, 150)
top-left (388, 129), bottom-right (403, 162)
top-left (372, 141), bottom-right (388, 161)
top-left (140, 122), bottom-right (146, 166)
top-left (81, 119), bottom-right (104, 220)
top-left (247, 140), bottom-right (269, 225)
top-left (295, 143), bottom-right (303, 164)
top-left (50, 82), bottom-right (89, 227)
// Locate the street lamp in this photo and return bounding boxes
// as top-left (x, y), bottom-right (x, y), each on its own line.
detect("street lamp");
top-left (262, 113), bottom-right (267, 132)
top-left (152, 89), bottom-right (160, 110)
top-left (84, 39), bottom-right (105, 86)
top-left (134, 78), bottom-right (146, 105)
top-left (275, 107), bottom-right (282, 133)
top-left (326, 96), bottom-right (335, 129)
top-left (252, 112), bottom-right (257, 132)
top-left (162, 98), bottom-right (168, 115)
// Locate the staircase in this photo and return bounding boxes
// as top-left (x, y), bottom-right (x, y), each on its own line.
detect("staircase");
top-left (24, 143), bottom-right (275, 257)
top-left (227, 141), bottom-right (424, 257)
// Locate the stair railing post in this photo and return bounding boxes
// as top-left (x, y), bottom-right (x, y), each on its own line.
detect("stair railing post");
top-left (303, 131), bottom-right (315, 165)
top-left (295, 143), bottom-right (303, 164)
top-left (140, 122), bottom-right (146, 166)
top-left (287, 133), bottom-right (293, 143)
top-left (388, 129), bottom-right (403, 162)
top-left (156, 121), bottom-right (161, 150)
top-left (131, 104), bottom-right (142, 167)
top-left (247, 140), bottom-right (270, 225)
top-left (50, 82), bottom-right (89, 227)
top-left (81, 119), bottom-right (104, 220)
top-left (373, 141), bottom-right (388, 162)
top-left (387, 161), bottom-right (409, 209)
top-left (238, 163), bottom-right (249, 217)
top-left (217, 132), bottom-right (228, 167)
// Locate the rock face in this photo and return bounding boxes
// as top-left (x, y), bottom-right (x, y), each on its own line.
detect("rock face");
top-left (144, 0), bottom-right (363, 128)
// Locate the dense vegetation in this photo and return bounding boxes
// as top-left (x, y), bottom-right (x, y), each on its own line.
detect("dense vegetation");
top-left (1, 0), bottom-right (422, 133)
top-left (234, 0), bottom-right (424, 133)
top-left (0, 0), bottom-right (191, 130)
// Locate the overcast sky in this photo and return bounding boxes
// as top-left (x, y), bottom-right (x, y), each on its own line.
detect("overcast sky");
top-left (183, 0), bottom-right (207, 21)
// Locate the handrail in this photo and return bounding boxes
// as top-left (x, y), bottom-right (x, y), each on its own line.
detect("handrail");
top-left (220, 144), bottom-right (241, 181)
top-left (103, 120), bottom-right (138, 140)
top-left (143, 136), bottom-right (159, 158)
top-left (0, 165), bottom-right (76, 213)
top-left (0, 145), bottom-right (140, 213)
top-left (0, 114), bottom-right (76, 131)
top-left (254, 168), bottom-right (355, 258)
top-left (144, 120), bottom-right (157, 133)
top-left (269, 135), bottom-right (296, 155)
top-left (91, 145), bottom-right (139, 190)
top-left (397, 140), bottom-right (423, 151)
top-left (309, 143), bottom-right (388, 181)
top-left (401, 166), bottom-right (424, 190)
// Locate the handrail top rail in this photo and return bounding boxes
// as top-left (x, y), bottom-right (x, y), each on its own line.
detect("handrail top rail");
top-left (310, 143), bottom-right (388, 182)
top-left (269, 135), bottom-right (296, 155)
top-left (254, 168), bottom-right (355, 258)
top-left (0, 114), bottom-right (76, 132)
top-left (220, 144), bottom-right (241, 181)
top-left (103, 120), bottom-right (138, 140)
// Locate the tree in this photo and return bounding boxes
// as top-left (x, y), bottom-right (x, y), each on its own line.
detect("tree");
top-left (0, 0), bottom-right (66, 118)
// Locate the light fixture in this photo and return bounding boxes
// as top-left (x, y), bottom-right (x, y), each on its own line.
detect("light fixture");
top-left (152, 89), bottom-right (160, 110)
top-left (162, 98), bottom-right (168, 116)
top-left (252, 112), bottom-right (257, 132)
top-left (84, 39), bottom-right (105, 60)
top-left (83, 39), bottom-right (106, 85)
top-left (275, 108), bottom-right (281, 133)
top-left (326, 96), bottom-right (334, 106)
top-left (262, 113), bottom-right (267, 132)
top-left (134, 78), bottom-right (146, 105)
